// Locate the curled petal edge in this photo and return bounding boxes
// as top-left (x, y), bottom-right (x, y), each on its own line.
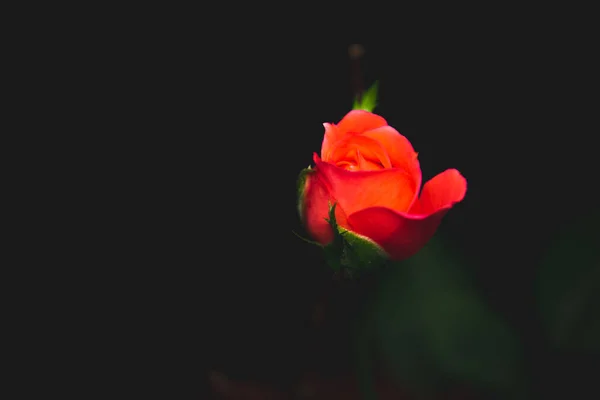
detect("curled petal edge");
top-left (347, 170), bottom-right (466, 260)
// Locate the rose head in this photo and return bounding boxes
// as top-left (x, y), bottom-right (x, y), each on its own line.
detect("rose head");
top-left (299, 110), bottom-right (467, 261)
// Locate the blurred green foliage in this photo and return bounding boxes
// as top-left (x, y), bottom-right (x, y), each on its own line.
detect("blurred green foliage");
top-left (536, 211), bottom-right (600, 354)
top-left (356, 238), bottom-right (527, 398)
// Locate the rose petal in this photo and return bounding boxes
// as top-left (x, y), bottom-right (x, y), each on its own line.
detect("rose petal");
top-left (314, 153), bottom-right (418, 216)
top-left (347, 169), bottom-right (467, 260)
top-left (356, 150), bottom-right (383, 171)
top-left (409, 169), bottom-right (467, 215)
top-left (321, 123), bottom-right (344, 161)
top-left (327, 135), bottom-right (392, 169)
top-left (321, 111), bottom-right (388, 161)
top-left (302, 171), bottom-right (348, 245)
top-left (347, 206), bottom-right (450, 260)
top-left (337, 110), bottom-right (388, 134)
top-left (360, 126), bottom-right (421, 182)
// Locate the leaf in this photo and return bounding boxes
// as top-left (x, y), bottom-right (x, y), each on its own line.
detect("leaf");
top-left (353, 81), bottom-right (379, 112)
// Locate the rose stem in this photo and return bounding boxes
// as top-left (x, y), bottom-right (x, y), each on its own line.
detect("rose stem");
top-left (349, 44), bottom-right (365, 103)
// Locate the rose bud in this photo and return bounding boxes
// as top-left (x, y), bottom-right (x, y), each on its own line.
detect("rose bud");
top-left (298, 110), bottom-right (466, 262)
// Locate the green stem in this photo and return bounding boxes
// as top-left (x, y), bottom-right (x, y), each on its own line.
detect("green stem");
top-left (353, 270), bottom-right (381, 400)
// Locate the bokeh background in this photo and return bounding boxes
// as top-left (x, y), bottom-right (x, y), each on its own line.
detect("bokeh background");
top-left (145, 41), bottom-right (598, 399)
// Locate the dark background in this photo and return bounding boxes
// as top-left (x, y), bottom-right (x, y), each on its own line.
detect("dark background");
top-left (122, 36), bottom-right (598, 398)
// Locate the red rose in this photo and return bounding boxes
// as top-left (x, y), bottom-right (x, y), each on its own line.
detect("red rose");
top-left (299, 110), bottom-right (467, 260)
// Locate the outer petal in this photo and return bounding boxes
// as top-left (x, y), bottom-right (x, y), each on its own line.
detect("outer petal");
top-left (301, 170), bottom-right (348, 245)
top-left (408, 169), bottom-right (467, 216)
top-left (337, 110), bottom-right (388, 134)
top-left (347, 207), bottom-right (447, 260)
top-left (360, 126), bottom-right (421, 181)
top-left (347, 169), bottom-right (467, 260)
top-left (314, 153), bottom-right (418, 215)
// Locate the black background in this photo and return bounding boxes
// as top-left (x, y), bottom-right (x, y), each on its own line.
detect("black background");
top-left (116, 31), bottom-right (598, 398)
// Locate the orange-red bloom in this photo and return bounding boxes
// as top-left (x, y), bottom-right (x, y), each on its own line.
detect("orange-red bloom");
top-left (300, 110), bottom-right (467, 260)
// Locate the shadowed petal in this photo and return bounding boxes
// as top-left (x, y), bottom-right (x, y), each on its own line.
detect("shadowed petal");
top-left (301, 171), bottom-right (348, 245)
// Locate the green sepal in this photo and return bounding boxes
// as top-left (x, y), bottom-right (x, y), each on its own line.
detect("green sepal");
top-left (296, 166), bottom-right (313, 221)
top-left (324, 202), bottom-right (389, 276)
top-left (295, 170), bottom-right (390, 276)
top-left (292, 230), bottom-right (322, 247)
top-left (352, 81), bottom-right (379, 112)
